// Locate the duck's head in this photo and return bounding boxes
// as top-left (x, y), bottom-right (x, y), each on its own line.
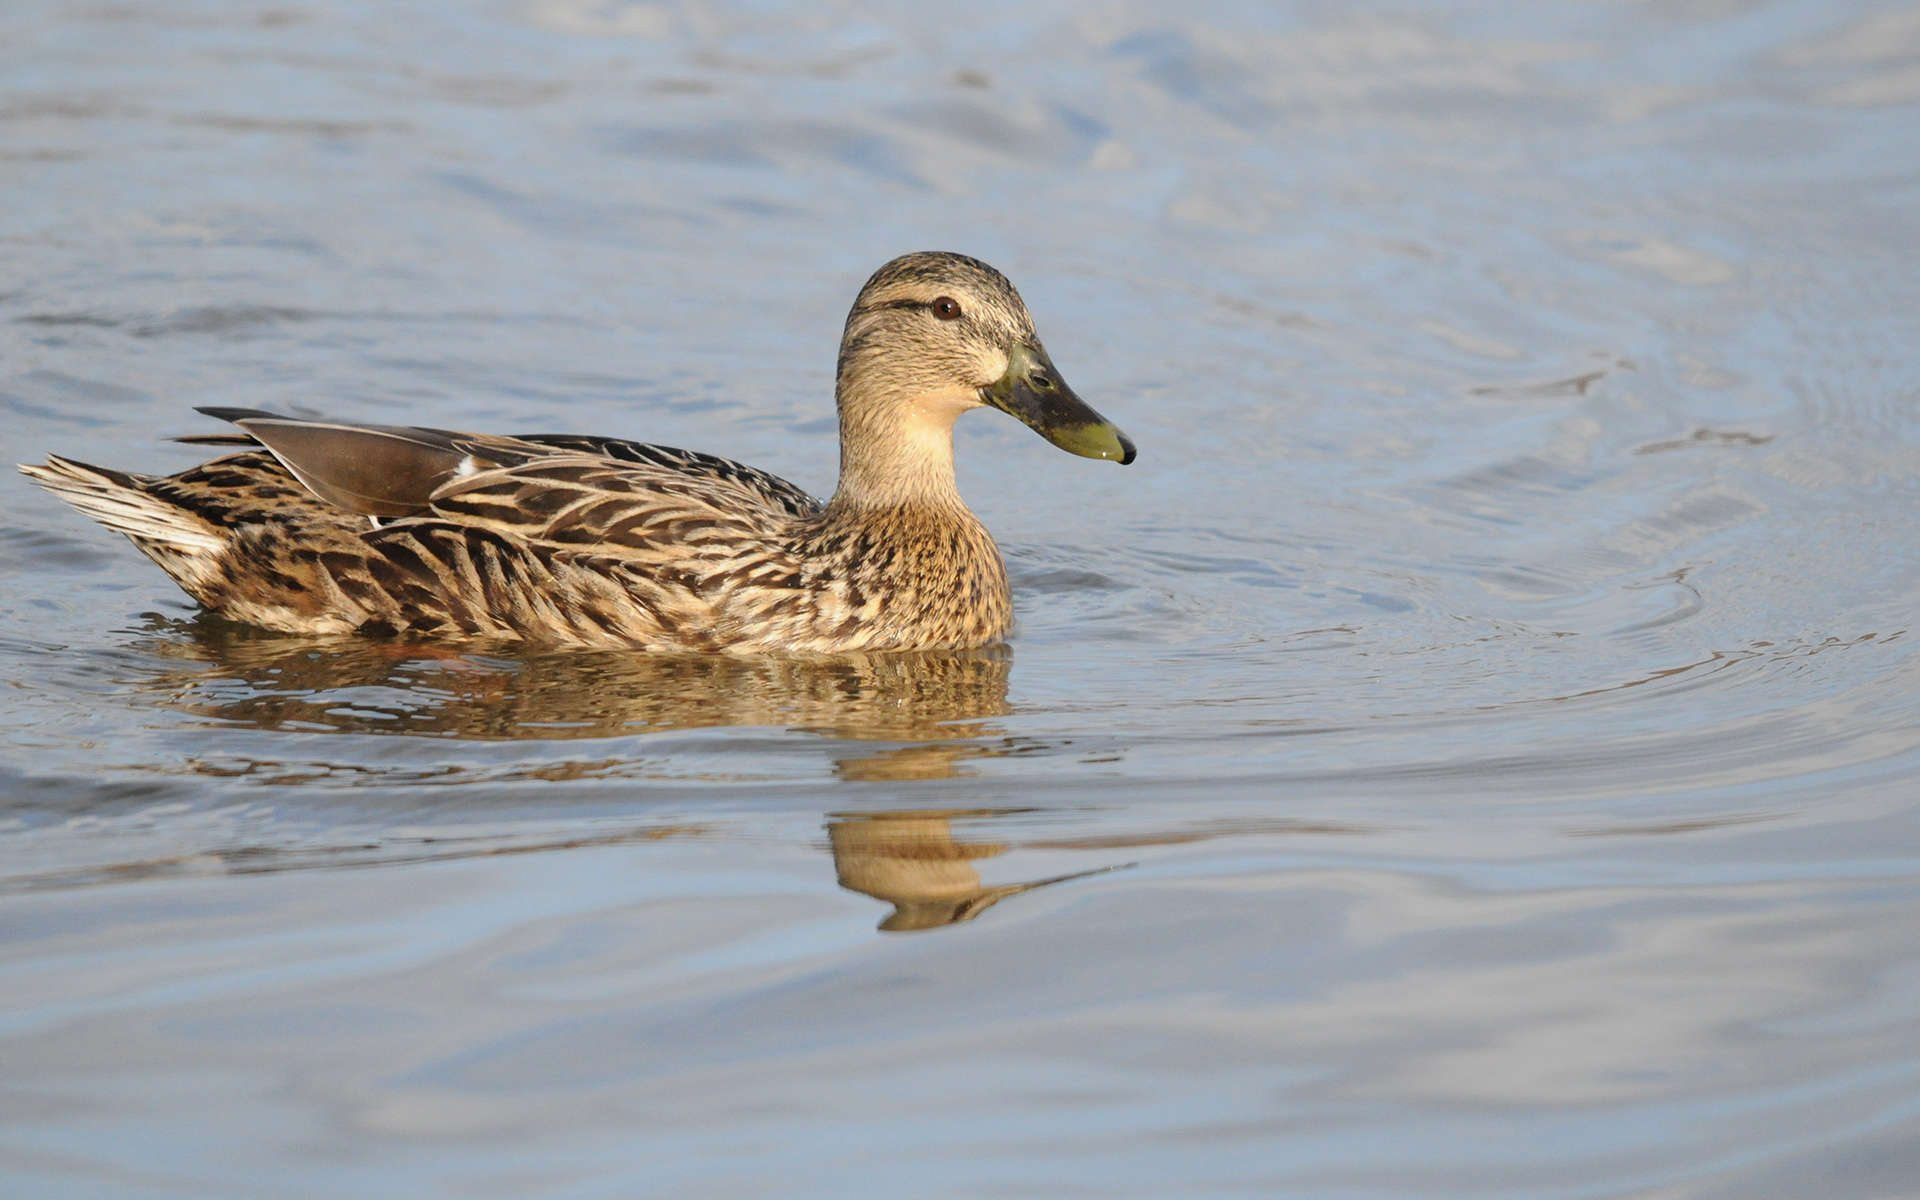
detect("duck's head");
top-left (836, 251), bottom-right (1136, 466)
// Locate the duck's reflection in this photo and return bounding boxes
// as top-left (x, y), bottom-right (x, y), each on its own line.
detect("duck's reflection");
top-left (113, 620), bottom-right (1135, 930)
top-left (828, 810), bottom-right (1128, 932)
top-left (130, 615), bottom-right (1012, 756)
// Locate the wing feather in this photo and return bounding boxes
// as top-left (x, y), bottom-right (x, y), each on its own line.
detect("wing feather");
top-left (123, 411), bottom-right (834, 646)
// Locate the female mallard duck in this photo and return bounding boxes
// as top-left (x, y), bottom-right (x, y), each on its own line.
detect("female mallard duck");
top-left (20, 252), bottom-right (1135, 653)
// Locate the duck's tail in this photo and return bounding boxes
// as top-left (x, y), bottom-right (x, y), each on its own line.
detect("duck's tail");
top-left (19, 455), bottom-right (230, 592)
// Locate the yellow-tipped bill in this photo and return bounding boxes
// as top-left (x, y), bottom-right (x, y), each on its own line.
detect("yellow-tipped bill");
top-left (982, 344), bottom-right (1136, 465)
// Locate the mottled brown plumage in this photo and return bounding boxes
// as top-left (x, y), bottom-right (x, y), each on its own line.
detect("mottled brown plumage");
top-left (21, 252), bottom-right (1134, 652)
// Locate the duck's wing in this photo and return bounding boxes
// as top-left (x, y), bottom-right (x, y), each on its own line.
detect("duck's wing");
top-left (327, 457), bottom-right (813, 647)
top-left (193, 407), bottom-right (550, 518)
top-left (178, 410), bottom-right (824, 646)
top-left (425, 454), bottom-right (805, 557)
top-left (193, 409), bottom-right (821, 521)
top-left (513, 434), bottom-right (820, 518)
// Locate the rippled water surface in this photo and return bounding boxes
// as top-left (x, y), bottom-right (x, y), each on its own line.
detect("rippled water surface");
top-left (5, 1), bottom-right (1919, 1195)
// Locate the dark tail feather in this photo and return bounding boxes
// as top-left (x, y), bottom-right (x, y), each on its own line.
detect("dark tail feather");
top-left (176, 406), bottom-right (285, 445)
top-left (196, 405), bottom-right (287, 423)
top-left (175, 432), bottom-right (260, 446)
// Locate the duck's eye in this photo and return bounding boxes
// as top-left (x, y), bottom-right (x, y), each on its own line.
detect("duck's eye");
top-left (930, 296), bottom-right (962, 321)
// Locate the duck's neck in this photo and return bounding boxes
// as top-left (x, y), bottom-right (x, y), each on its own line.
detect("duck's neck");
top-left (826, 384), bottom-right (974, 517)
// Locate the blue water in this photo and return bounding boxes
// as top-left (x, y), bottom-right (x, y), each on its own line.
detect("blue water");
top-left (3, 1), bottom-right (1918, 1195)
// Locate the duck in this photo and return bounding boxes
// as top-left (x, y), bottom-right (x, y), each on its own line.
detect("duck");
top-left (19, 252), bottom-right (1135, 653)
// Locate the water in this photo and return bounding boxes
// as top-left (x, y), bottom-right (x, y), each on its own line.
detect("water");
top-left (4, 1), bottom-right (1919, 1195)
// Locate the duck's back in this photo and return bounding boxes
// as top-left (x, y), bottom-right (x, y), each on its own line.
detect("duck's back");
top-left (509, 434), bottom-right (820, 519)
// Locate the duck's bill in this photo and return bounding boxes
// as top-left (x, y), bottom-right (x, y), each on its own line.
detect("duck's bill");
top-left (983, 347), bottom-right (1137, 465)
